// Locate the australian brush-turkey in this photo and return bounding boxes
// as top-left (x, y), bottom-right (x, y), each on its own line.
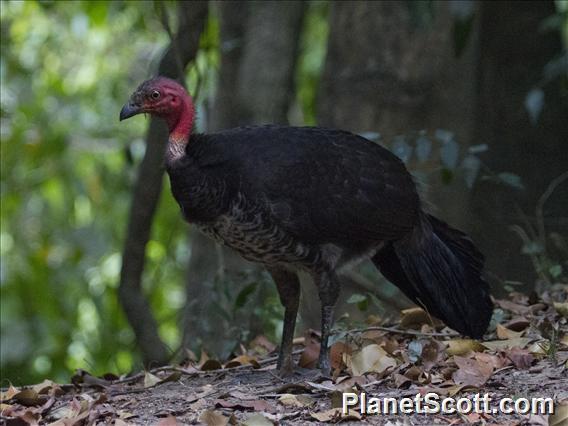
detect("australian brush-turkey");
top-left (120, 77), bottom-right (493, 375)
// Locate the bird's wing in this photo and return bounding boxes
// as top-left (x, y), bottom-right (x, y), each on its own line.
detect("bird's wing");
top-left (208, 126), bottom-right (420, 245)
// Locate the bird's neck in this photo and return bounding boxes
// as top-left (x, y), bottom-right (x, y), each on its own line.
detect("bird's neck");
top-left (166, 96), bottom-right (194, 162)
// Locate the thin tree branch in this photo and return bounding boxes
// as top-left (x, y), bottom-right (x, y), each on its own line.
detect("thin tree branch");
top-left (118, 1), bottom-right (209, 366)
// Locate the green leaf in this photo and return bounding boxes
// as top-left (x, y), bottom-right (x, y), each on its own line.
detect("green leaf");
top-left (440, 168), bottom-right (454, 184)
top-left (496, 172), bottom-right (524, 190)
top-left (346, 293), bottom-right (367, 304)
top-left (235, 282), bottom-right (258, 308)
top-left (453, 15), bottom-right (475, 57)
top-left (525, 88), bottom-right (545, 125)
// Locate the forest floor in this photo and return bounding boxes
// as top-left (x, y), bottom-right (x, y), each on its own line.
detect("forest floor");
top-left (2, 287), bottom-right (567, 426)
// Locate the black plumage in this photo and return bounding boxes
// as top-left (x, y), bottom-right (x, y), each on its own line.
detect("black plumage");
top-left (121, 78), bottom-right (493, 376)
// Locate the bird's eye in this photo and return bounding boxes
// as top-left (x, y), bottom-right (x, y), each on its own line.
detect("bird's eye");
top-left (151, 90), bottom-right (160, 100)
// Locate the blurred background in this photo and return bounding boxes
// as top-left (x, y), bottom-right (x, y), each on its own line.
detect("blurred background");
top-left (1, 0), bottom-right (566, 386)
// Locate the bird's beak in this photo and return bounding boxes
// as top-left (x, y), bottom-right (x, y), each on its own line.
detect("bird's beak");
top-left (119, 101), bottom-right (142, 121)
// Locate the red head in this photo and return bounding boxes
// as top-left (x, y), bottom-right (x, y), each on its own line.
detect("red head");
top-left (120, 77), bottom-right (195, 142)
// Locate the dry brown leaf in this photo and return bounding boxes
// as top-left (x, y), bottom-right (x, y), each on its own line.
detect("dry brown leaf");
top-left (31, 379), bottom-right (59, 395)
top-left (452, 355), bottom-right (494, 387)
top-left (446, 339), bottom-right (485, 356)
top-left (200, 359), bottom-right (223, 371)
top-left (481, 337), bottom-right (532, 351)
top-left (503, 317), bottom-right (530, 332)
top-left (496, 324), bottom-right (523, 339)
top-left (278, 393), bottom-right (313, 408)
top-left (506, 347), bottom-right (535, 369)
top-left (400, 307), bottom-right (431, 328)
top-left (393, 373), bottom-right (412, 388)
top-left (330, 341), bottom-right (352, 371)
top-left (310, 408), bottom-right (361, 422)
top-left (348, 344), bottom-right (397, 376)
top-left (473, 352), bottom-right (507, 370)
top-left (0, 385), bottom-right (20, 402)
top-left (421, 339), bottom-right (445, 370)
top-left (527, 340), bottom-right (550, 357)
top-left (335, 376), bottom-right (368, 392)
top-left (299, 338), bottom-right (320, 369)
top-left (199, 410), bottom-right (229, 426)
top-left (143, 372), bottom-right (161, 388)
top-left (549, 401), bottom-right (568, 426)
top-left (249, 335), bottom-right (277, 354)
top-left (228, 391), bottom-right (258, 401)
top-left (242, 413), bottom-right (273, 426)
top-left (495, 299), bottom-right (530, 315)
top-left (553, 302), bottom-right (568, 318)
top-left (157, 415), bottom-right (182, 426)
top-left (225, 355), bottom-right (260, 369)
top-left (10, 389), bottom-right (48, 407)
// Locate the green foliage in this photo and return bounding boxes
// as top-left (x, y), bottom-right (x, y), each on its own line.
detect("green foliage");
top-left (0, 1), bottom-right (187, 385)
top-left (295, 1), bottom-right (329, 125)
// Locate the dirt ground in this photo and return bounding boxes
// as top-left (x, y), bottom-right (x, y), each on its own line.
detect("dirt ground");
top-left (2, 288), bottom-right (567, 425)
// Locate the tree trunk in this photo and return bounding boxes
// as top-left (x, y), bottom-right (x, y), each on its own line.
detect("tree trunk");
top-left (118, 1), bottom-right (208, 367)
top-left (312, 1), bottom-right (478, 324)
top-left (469, 0), bottom-right (568, 289)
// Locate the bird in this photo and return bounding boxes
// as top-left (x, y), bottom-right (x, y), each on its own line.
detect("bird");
top-left (120, 76), bottom-right (493, 376)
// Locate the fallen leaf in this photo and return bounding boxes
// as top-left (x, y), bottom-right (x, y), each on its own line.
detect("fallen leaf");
top-left (299, 333), bottom-right (320, 369)
top-left (393, 373), bottom-right (411, 388)
top-left (474, 352), bottom-right (507, 370)
top-left (446, 339), bottom-right (485, 356)
top-left (335, 376), bottom-right (368, 392)
top-left (71, 369), bottom-right (110, 388)
top-left (10, 389), bottom-right (47, 407)
top-left (225, 355), bottom-right (260, 369)
top-left (421, 339), bottom-right (445, 370)
top-left (31, 379), bottom-right (58, 395)
top-left (348, 344), bottom-right (397, 376)
top-left (242, 413), bottom-right (273, 426)
top-left (228, 391), bottom-right (258, 401)
top-left (278, 393), bottom-right (313, 408)
top-left (199, 410), bottom-right (229, 426)
top-left (481, 337), bottom-right (532, 351)
top-left (330, 341), bottom-right (352, 371)
top-left (310, 408), bottom-right (361, 422)
top-left (549, 401), bottom-right (568, 426)
top-left (249, 335), bottom-right (277, 354)
top-left (200, 359), bottom-right (223, 371)
top-left (400, 307), bottom-right (432, 328)
top-left (452, 355), bottom-right (493, 387)
top-left (553, 302), bottom-right (568, 318)
top-left (495, 299), bottom-right (530, 315)
top-left (503, 317), bottom-right (530, 332)
top-left (0, 385), bottom-right (20, 402)
top-left (157, 415), bottom-right (181, 426)
top-left (143, 372), bottom-right (162, 388)
top-left (506, 347), bottom-right (535, 369)
top-left (496, 324), bottom-right (523, 339)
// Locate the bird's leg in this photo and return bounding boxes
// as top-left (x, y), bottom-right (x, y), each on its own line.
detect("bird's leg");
top-left (268, 267), bottom-right (300, 376)
top-left (315, 270), bottom-right (340, 376)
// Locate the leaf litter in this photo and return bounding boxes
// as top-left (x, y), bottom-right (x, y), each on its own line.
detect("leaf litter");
top-left (1, 286), bottom-right (567, 425)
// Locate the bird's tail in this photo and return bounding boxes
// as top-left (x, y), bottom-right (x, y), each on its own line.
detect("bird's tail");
top-left (372, 213), bottom-right (492, 338)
